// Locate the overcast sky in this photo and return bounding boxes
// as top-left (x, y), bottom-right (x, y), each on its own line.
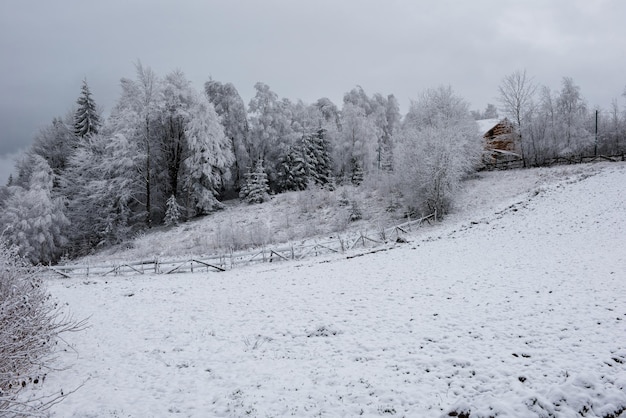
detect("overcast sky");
top-left (1, 0), bottom-right (625, 183)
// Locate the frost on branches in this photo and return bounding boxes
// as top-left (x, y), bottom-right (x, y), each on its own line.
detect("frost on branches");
top-left (240, 159), bottom-right (270, 204)
top-left (183, 95), bottom-right (234, 214)
top-left (0, 240), bottom-right (85, 416)
top-left (164, 195), bottom-right (183, 226)
top-left (395, 86), bottom-right (481, 216)
top-left (0, 155), bottom-right (69, 265)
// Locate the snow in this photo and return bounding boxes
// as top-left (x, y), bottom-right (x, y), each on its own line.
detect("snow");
top-left (38, 162), bottom-right (626, 417)
top-left (476, 118), bottom-right (501, 135)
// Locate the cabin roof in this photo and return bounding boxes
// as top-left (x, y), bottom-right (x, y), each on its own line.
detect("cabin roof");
top-left (476, 118), bottom-right (501, 136)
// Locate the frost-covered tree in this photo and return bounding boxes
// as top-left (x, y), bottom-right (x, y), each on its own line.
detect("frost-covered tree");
top-left (604, 98), bottom-right (625, 154)
top-left (248, 83), bottom-right (294, 190)
top-left (74, 79), bottom-right (101, 138)
top-left (336, 102), bottom-right (377, 183)
top-left (15, 117), bottom-right (76, 189)
top-left (248, 82), bottom-right (281, 163)
top-left (183, 94), bottom-right (234, 215)
top-left (109, 62), bottom-right (164, 226)
top-left (277, 146), bottom-right (308, 192)
top-left (161, 70), bottom-right (194, 201)
top-left (350, 156), bottom-right (364, 186)
top-left (370, 93), bottom-right (401, 171)
top-left (62, 133), bottom-right (137, 254)
top-left (240, 159), bottom-right (270, 204)
top-left (498, 69), bottom-right (537, 166)
top-left (0, 155), bottom-right (69, 264)
top-left (341, 87), bottom-right (399, 174)
top-left (395, 86), bottom-right (481, 215)
top-left (306, 128), bottom-right (334, 187)
top-left (555, 77), bottom-right (591, 155)
top-left (164, 195), bottom-right (183, 226)
top-left (205, 79), bottom-right (250, 191)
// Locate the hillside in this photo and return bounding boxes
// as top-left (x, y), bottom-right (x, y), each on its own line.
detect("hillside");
top-left (74, 162), bottom-right (609, 266)
top-left (36, 161), bottom-right (626, 417)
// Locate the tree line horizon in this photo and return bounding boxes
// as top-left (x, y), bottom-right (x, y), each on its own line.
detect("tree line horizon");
top-left (1, 64), bottom-right (625, 264)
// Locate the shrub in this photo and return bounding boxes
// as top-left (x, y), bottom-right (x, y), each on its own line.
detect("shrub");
top-left (0, 240), bottom-right (85, 416)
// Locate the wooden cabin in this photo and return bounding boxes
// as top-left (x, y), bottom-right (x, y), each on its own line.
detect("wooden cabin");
top-left (477, 118), bottom-right (520, 165)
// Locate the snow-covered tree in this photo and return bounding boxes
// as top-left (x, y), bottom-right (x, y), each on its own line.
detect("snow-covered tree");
top-left (248, 83), bottom-right (294, 190)
top-left (0, 155), bottom-right (69, 264)
top-left (555, 77), bottom-right (591, 155)
top-left (183, 94), bottom-right (234, 215)
top-left (240, 159), bottom-right (270, 204)
top-left (62, 133), bottom-right (136, 254)
top-left (306, 128), bottom-right (334, 187)
top-left (16, 117), bottom-right (76, 189)
top-left (160, 70), bottom-right (198, 204)
top-left (164, 195), bottom-right (183, 226)
top-left (73, 79), bottom-right (101, 138)
top-left (277, 146), bottom-right (308, 192)
top-left (341, 87), bottom-right (399, 174)
top-left (604, 98), bottom-right (625, 154)
top-left (395, 86), bottom-right (481, 215)
top-left (108, 62), bottom-right (164, 227)
top-left (205, 79), bottom-right (250, 191)
top-left (248, 82), bottom-right (280, 163)
top-left (498, 69), bottom-right (537, 166)
top-left (336, 102), bottom-right (377, 182)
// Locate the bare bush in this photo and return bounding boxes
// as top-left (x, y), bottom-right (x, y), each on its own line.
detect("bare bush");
top-left (0, 240), bottom-right (86, 416)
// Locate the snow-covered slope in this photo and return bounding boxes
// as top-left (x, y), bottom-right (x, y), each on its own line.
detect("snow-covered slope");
top-left (42, 162), bottom-right (626, 417)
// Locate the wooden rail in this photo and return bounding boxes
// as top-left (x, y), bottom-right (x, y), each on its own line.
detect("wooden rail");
top-left (48, 213), bottom-right (436, 278)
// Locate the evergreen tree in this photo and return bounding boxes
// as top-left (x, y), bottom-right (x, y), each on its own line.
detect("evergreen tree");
top-left (74, 79), bottom-right (101, 138)
top-left (308, 128), bottom-right (334, 187)
top-left (17, 118), bottom-right (76, 190)
top-left (240, 159), bottom-right (270, 204)
top-left (164, 195), bottom-right (182, 226)
top-left (350, 157), bottom-right (364, 186)
top-left (277, 146), bottom-right (307, 192)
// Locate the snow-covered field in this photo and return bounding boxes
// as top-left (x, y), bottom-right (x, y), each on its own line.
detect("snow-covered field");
top-left (41, 162), bottom-right (626, 417)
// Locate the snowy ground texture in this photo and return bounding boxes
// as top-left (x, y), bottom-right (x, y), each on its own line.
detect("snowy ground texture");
top-left (42, 162), bottom-right (626, 417)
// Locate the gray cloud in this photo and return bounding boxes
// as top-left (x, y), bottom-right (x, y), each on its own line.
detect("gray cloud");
top-left (1, 0), bottom-right (625, 160)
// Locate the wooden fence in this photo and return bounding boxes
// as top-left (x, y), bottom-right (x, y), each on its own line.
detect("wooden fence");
top-left (482, 153), bottom-right (625, 171)
top-left (48, 212), bottom-right (436, 279)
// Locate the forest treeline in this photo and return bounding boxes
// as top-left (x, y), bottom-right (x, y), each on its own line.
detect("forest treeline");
top-left (1, 65), bottom-right (624, 264)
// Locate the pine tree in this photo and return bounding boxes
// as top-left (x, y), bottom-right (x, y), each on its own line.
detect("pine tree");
top-left (350, 157), bottom-right (364, 186)
top-left (164, 195), bottom-right (182, 226)
top-left (74, 79), bottom-right (101, 138)
top-left (309, 128), bottom-right (334, 187)
top-left (277, 146), bottom-right (307, 192)
top-left (240, 159), bottom-right (270, 204)
top-left (348, 200), bottom-right (363, 222)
